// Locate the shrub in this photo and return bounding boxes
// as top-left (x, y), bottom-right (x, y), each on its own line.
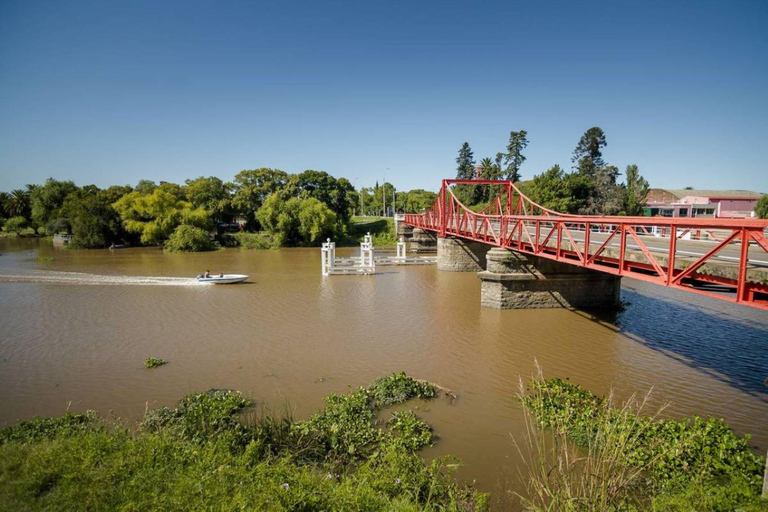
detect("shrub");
top-left (5, 216), bottom-right (27, 234)
top-left (232, 232), bottom-right (276, 249)
top-left (163, 224), bottom-right (217, 252)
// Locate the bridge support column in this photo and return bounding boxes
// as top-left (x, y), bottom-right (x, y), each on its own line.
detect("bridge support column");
top-left (437, 236), bottom-right (488, 272)
top-left (410, 228), bottom-right (437, 253)
top-left (396, 221), bottom-right (414, 240)
top-left (478, 247), bottom-right (621, 309)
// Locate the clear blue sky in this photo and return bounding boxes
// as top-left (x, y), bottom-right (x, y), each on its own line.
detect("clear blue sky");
top-left (1, 0), bottom-right (766, 193)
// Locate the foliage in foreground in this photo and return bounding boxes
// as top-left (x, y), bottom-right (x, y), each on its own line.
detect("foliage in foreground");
top-left (519, 376), bottom-right (767, 511)
top-left (0, 373), bottom-right (487, 511)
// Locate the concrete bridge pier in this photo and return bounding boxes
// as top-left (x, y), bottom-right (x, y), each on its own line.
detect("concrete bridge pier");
top-left (410, 228), bottom-right (437, 253)
top-left (396, 220), bottom-right (414, 241)
top-left (437, 236), bottom-right (488, 272)
top-left (478, 247), bottom-right (621, 309)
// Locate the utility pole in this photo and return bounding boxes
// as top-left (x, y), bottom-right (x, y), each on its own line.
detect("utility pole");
top-left (383, 168), bottom-right (389, 217)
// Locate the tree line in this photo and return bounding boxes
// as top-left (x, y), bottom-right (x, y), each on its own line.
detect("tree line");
top-left (0, 170), bottom-right (437, 251)
top-left (455, 127), bottom-right (652, 216)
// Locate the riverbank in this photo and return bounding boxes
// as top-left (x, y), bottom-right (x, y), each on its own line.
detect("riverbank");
top-left (2, 373), bottom-right (766, 510)
top-left (1, 238), bottom-right (767, 501)
top-left (0, 374), bottom-right (488, 510)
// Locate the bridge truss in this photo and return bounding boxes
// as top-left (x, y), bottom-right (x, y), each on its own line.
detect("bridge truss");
top-left (404, 180), bottom-right (768, 310)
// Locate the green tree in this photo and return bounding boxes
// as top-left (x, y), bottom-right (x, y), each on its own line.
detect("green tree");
top-left (503, 130), bottom-right (528, 182)
top-left (624, 165), bottom-right (650, 216)
top-left (184, 176), bottom-right (234, 225)
top-left (164, 225), bottom-right (217, 252)
top-left (288, 170), bottom-right (355, 222)
top-left (0, 191), bottom-right (9, 220)
top-left (134, 180), bottom-right (157, 194)
top-left (112, 188), bottom-right (211, 245)
top-left (5, 216), bottom-right (27, 234)
top-left (530, 165), bottom-right (594, 214)
top-left (455, 142), bottom-right (475, 180)
top-left (454, 142), bottom-right (477, 204)
top-left (231, 168), bottom-right (289, 229)
top-left (30, 178), bottom-right (78, 227)
top-left (4, 189), bottom-right (31, 218)
top-left (755, 195), bottom-right (768, 219)
top-left (61, 188), bottom-right (125, 248)
top-left (572, 127), bottom-right (607, 175)
top-left (256, 194), bottom-right (339, 246)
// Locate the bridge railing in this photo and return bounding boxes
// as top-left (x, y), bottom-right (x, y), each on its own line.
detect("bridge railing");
top-left (404, 180), bottom-right (768, 310)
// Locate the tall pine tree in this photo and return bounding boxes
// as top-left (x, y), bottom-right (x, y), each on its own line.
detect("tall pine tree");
top-left (503, 130), bottom-right (528, 182)
top-left (455, 142), bottom-right (476, 179)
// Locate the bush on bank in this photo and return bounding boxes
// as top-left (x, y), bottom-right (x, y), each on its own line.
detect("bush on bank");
top-left (522, 377), bottom-right (767, 510)
top-left (0, 373), bottom-right (488, 511)
top-left (163, 224), bottom-right (219, 253)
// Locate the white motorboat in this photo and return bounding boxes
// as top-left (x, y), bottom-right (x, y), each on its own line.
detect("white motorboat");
top-left (196, 274), bottom-right (248, 284)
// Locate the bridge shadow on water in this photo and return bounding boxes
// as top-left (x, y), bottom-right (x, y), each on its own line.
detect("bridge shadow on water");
top-left (586, 286), bottom-right (768, 401)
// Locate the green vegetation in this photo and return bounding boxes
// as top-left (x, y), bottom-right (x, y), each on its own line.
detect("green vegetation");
top-left (756, 194), bottom-right (768, 219)
top-left (164, 225), bottom-right (219, 253)
top-left (0, 374), bottom-right (488, 510)
top-left (4, 216), bottom-right (28, 234)
top-left (520, 376), bottom-right (767, 510)
top-left (456, 127), bottom-right (653, 216)
top-left (232, 232), bottom-right (278, 250)
top-left (35, 256), bottom-right (54, 262)
top-left (349, 216), bottom-right (397, 246)
top-left (256, 194), bottom-right (342, 247)
top-left (143, 357), bottom-right (167, 369)
top-left (1, 168), bottom-right (431, 251)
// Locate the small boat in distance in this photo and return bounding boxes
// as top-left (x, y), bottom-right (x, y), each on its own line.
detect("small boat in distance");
top-left (196, 274), bottom-right (248, 284)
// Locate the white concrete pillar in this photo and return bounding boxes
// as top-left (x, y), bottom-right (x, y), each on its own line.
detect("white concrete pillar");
top-left (396, 237), bottom-right (406, 259)
top-left (321, 238), bottom-right (336, 275)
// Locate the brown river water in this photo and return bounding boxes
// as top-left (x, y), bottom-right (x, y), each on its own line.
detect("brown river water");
top-left (1, 237), bottom-right (767, 498)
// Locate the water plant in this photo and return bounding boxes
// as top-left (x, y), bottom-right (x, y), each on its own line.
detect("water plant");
top-left (0, 373), bottom-right (488, 510)
top-left (143, 357), bottom-right (166, 369)
top-left (35, 256), bottom-right (54, 262)
top-left (518, 370), bottom-right (767, 510)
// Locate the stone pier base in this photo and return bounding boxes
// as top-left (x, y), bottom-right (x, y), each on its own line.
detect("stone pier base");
top-left (437, 237), bottom-right (488, 272)
top-left (396, 222), bottom-right (414, 240)
top-left (479, 247), bottom-right (621, 309)
top-left (410, 228), bottom-right (437, 253)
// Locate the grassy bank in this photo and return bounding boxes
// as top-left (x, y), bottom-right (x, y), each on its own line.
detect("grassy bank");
top-left (0, 373), bottom-right (487, 510)
top-left (348, 216), bottom-right (397, 246)
top-left (520, 376), bottom-right (767, 510)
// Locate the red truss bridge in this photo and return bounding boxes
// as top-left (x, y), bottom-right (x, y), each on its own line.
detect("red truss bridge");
top-left (403, 180), bottom-right (768, 311)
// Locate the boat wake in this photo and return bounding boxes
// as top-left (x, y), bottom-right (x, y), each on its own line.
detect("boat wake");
top-left (0, 270), bottom-right (200, 286)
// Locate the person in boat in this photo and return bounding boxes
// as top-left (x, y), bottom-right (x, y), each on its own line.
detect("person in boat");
top-left (219, 272), bottom-right (224, 277)
top-left (204, 270), bottom-right (210, 278)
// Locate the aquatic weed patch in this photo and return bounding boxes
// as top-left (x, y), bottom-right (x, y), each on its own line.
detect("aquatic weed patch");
top-left (368, 372), bottom-right (437, 407)
top-left (143, 357), bottom-right (166, 369)
top-left (521, 377), bottom-right (767, 510)
top-left (0, 373), bottom-right (487, 510)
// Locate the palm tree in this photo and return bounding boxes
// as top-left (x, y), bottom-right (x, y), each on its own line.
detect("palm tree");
top-left (4, 189), bottom-right (31, 218)
top-left (0, 191), bottom-right (10, 216)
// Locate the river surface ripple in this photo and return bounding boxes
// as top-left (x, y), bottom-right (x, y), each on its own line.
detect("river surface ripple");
top-left (1, 237), bottom-right (766, 495)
